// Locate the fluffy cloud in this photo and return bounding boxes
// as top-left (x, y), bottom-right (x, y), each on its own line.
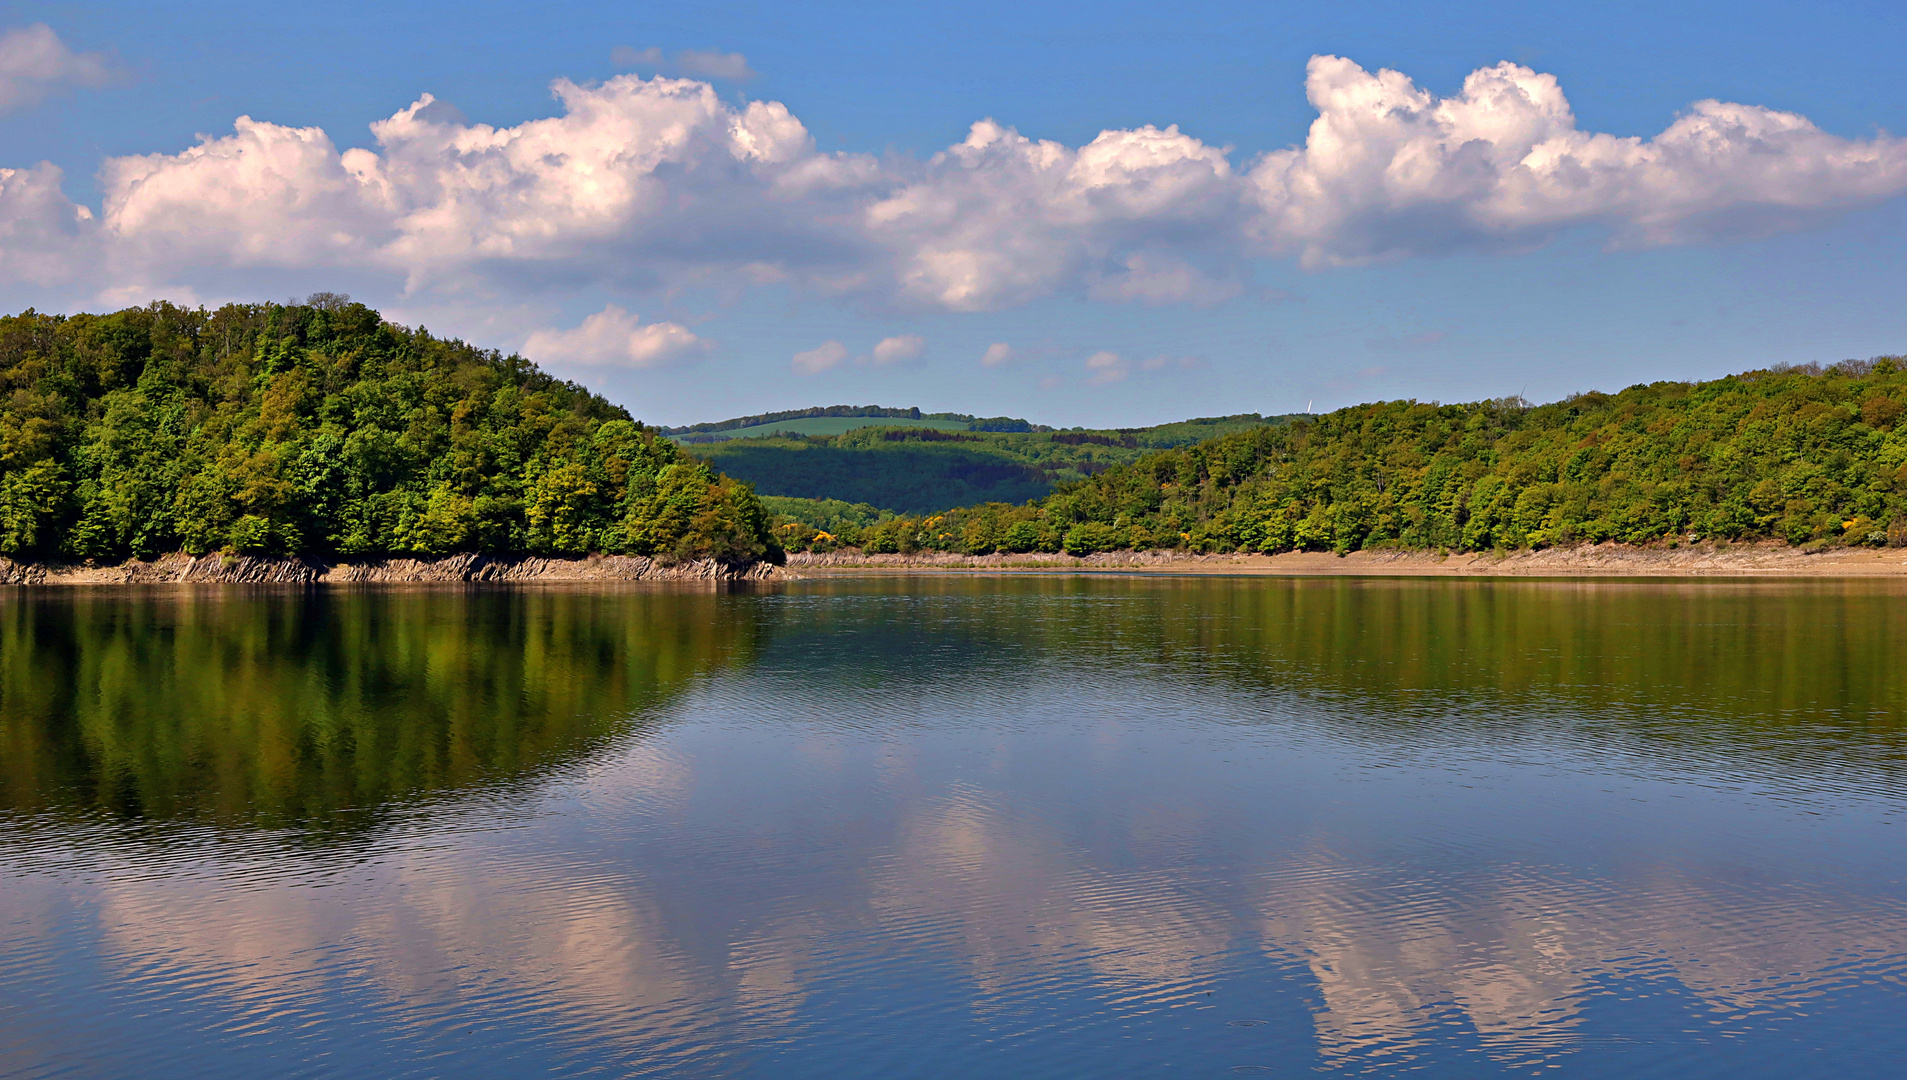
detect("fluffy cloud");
top-left (863, 120), bottom-right (1246, 311)
top-left (0, 24), bottom-right (117, 113)
top-left (362, 81), bottom-right (872, 291)
top-left (5, 51), bottom-right (1906, 313)
top-left (523, 304), bottom-right (707, 367)
top-left (0, 163), bottom-right (94, 284)
top-left (868, 334), bottom-right (925, 366)
top-left (1248, 56), bottom-right (1907, 266)
top-left (62, 76), bottom-right (879, 296)
top-left (100, 117), bottom-right (391, 270)
top-left (980, 343), bottom-right (1014, 367)
top-left (791, 339), bottom-right (848, 375)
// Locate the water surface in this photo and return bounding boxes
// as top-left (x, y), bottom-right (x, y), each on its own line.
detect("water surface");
top-left (2, 576), bottom-right (1904, 1077)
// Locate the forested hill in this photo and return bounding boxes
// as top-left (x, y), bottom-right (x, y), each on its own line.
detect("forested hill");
top-left (774, 360), bottom-right (1907, 556)
top-left (0, 299), bottom-right (778, 564)
top-left (694, 413), bottom-right (1282, 515)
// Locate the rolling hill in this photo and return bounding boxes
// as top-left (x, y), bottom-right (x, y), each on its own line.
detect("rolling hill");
top-left (0, 299), bottom-right (780, 565)
top-left (769, 361), bottom-right (1907, 557)
top-left (687, 413), bottom-right (1285, 517)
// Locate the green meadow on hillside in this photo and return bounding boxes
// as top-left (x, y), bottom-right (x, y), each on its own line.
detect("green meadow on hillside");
top-left (691, 414), bottom-right (1281, 516)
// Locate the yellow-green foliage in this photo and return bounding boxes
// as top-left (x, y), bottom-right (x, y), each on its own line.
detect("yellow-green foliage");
top-left (808, 361), bottom-right (1907, 555)
top-left (0, 298), bottom-right (778, 564)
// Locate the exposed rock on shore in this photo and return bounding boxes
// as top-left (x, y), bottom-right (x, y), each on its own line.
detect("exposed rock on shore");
top-left (0, 553), bottom-right (779, 586)
top-left (785, 542), bottom-right (1907, 577)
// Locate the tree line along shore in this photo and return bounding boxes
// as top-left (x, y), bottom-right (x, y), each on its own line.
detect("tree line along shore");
top-left (770, 359), bottom-right (1907, 559)
top-left (2, 298), bottom-right (1903, 574)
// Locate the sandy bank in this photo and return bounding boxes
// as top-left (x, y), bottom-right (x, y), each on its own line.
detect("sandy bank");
top-left (784, 542), bottom-right (1907, 577)
top-left (0, 552), bottom-right (778, 586)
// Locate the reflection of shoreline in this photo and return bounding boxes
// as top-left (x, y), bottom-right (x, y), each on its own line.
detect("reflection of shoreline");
top-left (783, 542), bottom-right (1907, 577)
top-left (767, 574), bottom-right (1907, 788)
top-left (0, 587), bottom-right (760, 833)
top-left (0, 551), bottom-right (777, 587)
top-left (4, 581), bottom-right (1906, 1074)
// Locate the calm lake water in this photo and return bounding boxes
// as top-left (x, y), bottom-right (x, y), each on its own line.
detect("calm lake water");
top-left (2, 575), bottom-right (1905, 1078)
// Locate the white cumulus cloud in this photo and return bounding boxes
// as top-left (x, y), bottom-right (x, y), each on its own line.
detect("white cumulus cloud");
top-left (1247, 55), bottom-right (1907, 266)
top-left (791, 339), bottom-right (848, 375)
top-left (868, 333), bottom-right (925, 366)
top-left (863, 119), bottom-right (1246, 311)
top-left (3, 53), bottom-right (1905, 315)
top-left (980, 342), bottom-right (1014, 367)
top-left (523, 304), bottom-right (708, 368)
top-left (100, 117), bottom-right (391, 270)
top-left (0, 24), bottom-right (117, 114)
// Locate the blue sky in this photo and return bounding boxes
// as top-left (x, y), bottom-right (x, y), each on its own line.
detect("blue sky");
top-left (2, 0), bottom-right (1904, 426)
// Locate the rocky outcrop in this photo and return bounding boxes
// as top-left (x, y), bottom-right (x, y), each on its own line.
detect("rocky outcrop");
top-left (787, 549), bottom-right (1197, 571)
top-left (1, 552), bottom-right (780, 586)
top-left (0, 558), bottom-right (48, 584)
top-left (320, 553), bottom-right (776, 583)
top-left (128, 553), bottom-right (328, 583)
top-left (783, 542), bottom-right (1907, 577)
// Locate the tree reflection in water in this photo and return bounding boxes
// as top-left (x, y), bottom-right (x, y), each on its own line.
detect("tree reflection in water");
top-left (1, 577), bottom-right (1903, 1077)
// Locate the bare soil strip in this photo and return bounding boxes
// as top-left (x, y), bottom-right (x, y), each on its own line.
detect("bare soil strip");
top-left (10, 544), bottom-right (1907, 586)
top-left (784, 543), bottom-right (1907, 577)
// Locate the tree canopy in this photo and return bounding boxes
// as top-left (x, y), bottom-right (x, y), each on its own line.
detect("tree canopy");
top-left (0, 298), bottom-right (778, 565)
top-left (772, 361), bottom-right (1907, 556)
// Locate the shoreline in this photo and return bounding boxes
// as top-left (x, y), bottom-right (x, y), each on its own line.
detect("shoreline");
top-left (784, 542), bottom-right (1907, 578)
top-left (0, 552), bottom-right (776, 587)
top-left (9, 541), bottom-right (1907, 586)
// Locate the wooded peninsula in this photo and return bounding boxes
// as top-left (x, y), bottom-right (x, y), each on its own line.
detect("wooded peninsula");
top-left (0, 298), bottom-right (778, 567)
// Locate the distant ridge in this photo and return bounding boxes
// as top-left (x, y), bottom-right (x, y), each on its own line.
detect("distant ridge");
top-left (687, 412), bottom-right (1287, 515)
top-left (766, 359), bottom-right (1907, 559)
top-left (662, 405), bottom-right (1046, 438)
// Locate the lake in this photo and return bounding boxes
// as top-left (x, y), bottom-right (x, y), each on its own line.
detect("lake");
top-left (2, 575), bottom-right (1904, 1077)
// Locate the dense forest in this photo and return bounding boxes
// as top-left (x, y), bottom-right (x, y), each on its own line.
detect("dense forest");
top-left (775, 361), bottom-right (1907, 556)
top-left (0, 298), bottom-right (778, 565)
top-left (9, 299), bottom-right (1898, 565)
top-left (692, 413), bottom-right (1280, 514)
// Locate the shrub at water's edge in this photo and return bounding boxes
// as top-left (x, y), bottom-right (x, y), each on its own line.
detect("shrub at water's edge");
top-left (0, 299), bottom-right (779, 566)
top-left (770, 360), bottom-right (1907, 556)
